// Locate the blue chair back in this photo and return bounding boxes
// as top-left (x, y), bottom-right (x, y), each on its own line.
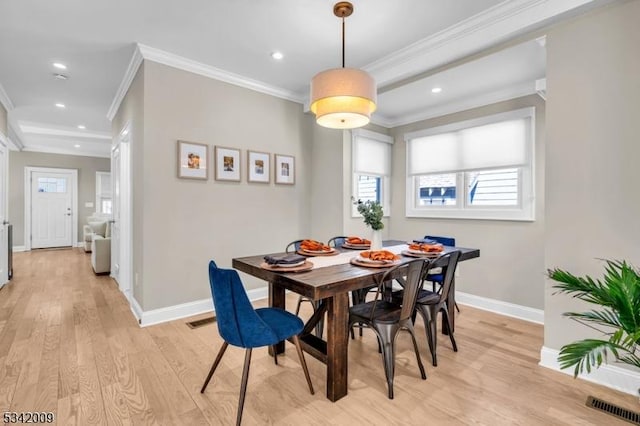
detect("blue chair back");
top-left (208, 261), bottom-right (279, 348)
top-left (425, 235), bottom-right (456, 247)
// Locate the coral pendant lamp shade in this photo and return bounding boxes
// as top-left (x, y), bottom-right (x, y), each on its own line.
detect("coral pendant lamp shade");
top-left (310, 2), bottom-right (377, 129)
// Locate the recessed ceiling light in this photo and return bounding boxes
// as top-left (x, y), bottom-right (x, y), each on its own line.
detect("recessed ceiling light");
top-left (431, 87), bottom-right (442, 94)
top-left (53, 62), bottom-right (67, 70)
top-left (74, 144), bottom-right (81, 148)
top-left (77, 125), bottom-right (86, 129)
top-left (55, 103), bottom-right (66, 108)
top-left (53, 73), bottom-right (68, 80)
top-left (271, 51), bottom-right (284, 60)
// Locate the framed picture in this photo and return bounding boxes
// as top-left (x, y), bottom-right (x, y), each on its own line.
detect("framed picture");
top-left (177, 140), bottom-right (208, 180)
top-left (214, 146), bottom-right (241, 181)
top-left (274, 154), bottom-right (295, 185)
top-left (247, 150), bottom-right (270, 183)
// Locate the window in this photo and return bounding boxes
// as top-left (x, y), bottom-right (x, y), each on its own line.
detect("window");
top-left (96, 172), bottom-right (112, 215)
top-left (405, 107), bottom-right (535, 221)
top-left (352, 129), bottom-right (393, 216)
top-left (37, 177), bottom-right (66, 193)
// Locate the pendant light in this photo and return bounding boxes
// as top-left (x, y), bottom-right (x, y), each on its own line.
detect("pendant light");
top-left (310, 2), bottom-right (377, 129)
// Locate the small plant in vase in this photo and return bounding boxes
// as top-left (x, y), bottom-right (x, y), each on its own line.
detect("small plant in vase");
top-left (353, 198), bottom-right (384, 250)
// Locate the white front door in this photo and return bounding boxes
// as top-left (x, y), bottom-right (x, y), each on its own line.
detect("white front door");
top-left (111, 145), bottom-right (121, 282)
top-left (0, 138), bottom-right (8, 286)
top-left (31, 171), bottom-right (73, 249)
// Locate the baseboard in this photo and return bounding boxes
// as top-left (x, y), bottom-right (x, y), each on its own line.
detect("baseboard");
top-left (12, 246), bottom-right (26, 252)
top-left (456, 291), bottom-right (544, 324)
top-left (132, 286), bottom-right (269, 327)
top-left (540, 346), bottom-right (640, 396)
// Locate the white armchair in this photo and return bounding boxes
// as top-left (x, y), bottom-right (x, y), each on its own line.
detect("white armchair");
top-left (83, 217), bottom-right (111, 274)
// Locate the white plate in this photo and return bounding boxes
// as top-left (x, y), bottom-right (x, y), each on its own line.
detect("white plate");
top-left (300, 248), bottom-right (335, 254)
top-left (407, 248), bottom-right (443, 255)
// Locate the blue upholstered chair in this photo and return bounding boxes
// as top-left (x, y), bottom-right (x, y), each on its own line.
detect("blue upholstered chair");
top-left (424, 235), bottom-right (460, 313)
top-left (201, 261), bottom-right (314, 426)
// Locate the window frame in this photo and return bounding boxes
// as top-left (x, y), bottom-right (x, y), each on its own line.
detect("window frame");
top-left (95, 171), bottom-right (112, 215)
top-left (351, 129), bottom-right (393, 218)
top-left (405, 107), bottom-right (535, 221)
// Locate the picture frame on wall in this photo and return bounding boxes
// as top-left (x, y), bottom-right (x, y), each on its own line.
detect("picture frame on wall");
top-left (247, 150), bottom-right (270, 183)
top-left (274, 154), bottom-right (295, 185)
top-left (177, 140), bottom-right (208, 180)
top-left (214, 146), bottom-right (241, 181)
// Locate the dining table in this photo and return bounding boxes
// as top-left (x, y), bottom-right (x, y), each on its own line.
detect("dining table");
top-left (232, 240), bottom-right (480, 402)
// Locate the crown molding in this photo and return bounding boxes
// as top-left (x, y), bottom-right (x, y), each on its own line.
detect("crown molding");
top-left (107, 46), bottom-right (144, 121)
top-left (7, 124), bottom-right (24, 151)
top-left (21, 145), bottom-right (110, 158)
top-left (0, 81), bottom-right (13, 112)
top-left (366, 0), bottom-right (596, 88)
top-left (137, 44), bottom-right (304, 105)
top-left (19, 122), bottom-right (110, 140)
top-left (373, 81), bottom-right (538, 128)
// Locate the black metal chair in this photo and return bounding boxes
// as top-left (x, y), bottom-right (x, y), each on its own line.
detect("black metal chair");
top-left (288, 240), bottom-right (325, 337)
top-left (348, 258), bottom-right (429, 399)
top-left (424, 235), bottom-right (460, 313)
top-left (327, 236), bottom-right (348, 248)
top-left (394, 251), bottom-right (461, 367)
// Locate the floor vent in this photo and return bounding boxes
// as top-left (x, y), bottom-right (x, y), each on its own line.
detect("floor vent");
top-left (586, 396), bottom-right (640, 425)
top-left (186, 316), bottom-right (216, 329)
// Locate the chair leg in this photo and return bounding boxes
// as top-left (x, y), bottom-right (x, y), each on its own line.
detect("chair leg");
top-left (272, 345), bottom-right (278, 365)
top-left (374, 324), bottom-right (398, 399)
top-left (200, 342), bottom-right (229, 393)
top-left (291, 335), bottom-right (315, 395)
top-left (441, 307), bottom-right (458, 352)
top-left (295, 295), bottom-right (303, 316)
top-left (236, 349), bottom-right (252, 426)
top-left (405, 321), bottom-right (427, 380)
top-left (454, 301), bottom-right (461, 313)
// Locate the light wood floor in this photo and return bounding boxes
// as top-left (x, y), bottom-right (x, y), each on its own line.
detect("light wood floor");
top-left (1, 249), bottom-right (637, 425)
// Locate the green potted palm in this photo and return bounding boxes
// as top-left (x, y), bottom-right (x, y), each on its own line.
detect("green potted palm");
top-left (547, 260), bottom-right (640, 379)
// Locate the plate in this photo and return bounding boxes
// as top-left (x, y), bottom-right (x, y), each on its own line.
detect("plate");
top-left (342, 242), bottom-right (371, 250)
top-left (297, 248), bottom-right (337, 256)
top-left (407, 248), bottom-right (443, 255)
top-left (260, 261), bottom-right (314, 272)
top-left (268, 260), bottom-right (306, 268)
top-left (402, 250), bottom-right (441, 258)
top-left (350, 257), bottom-right (400, 268)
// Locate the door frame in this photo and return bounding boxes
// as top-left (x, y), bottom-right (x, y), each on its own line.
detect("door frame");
top-left (0, 132), bottom-right (8, 286)
top-left (24, 166), bottom-right (78, 251)
top-left (112, 122), bottom-right (132, 302)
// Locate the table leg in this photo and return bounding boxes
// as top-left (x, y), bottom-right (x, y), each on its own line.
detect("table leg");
top-left (326, 292), bottom-right (349, 402)
top-left (269, 282), bottom-right (285, 355)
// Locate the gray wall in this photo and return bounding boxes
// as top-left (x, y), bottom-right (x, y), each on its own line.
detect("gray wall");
top-left (0, 102), bottom-right (6, 136)
top-left (544, 0), bottom-right (640, 350)
top-left (131, 60), bottom-right (313, 311)
top-left (8, 151), bottom-right (111, 246)
top-left (113, 63), bottom-right (145, 306)
top-left (388, 95), bottom-right (547, 309)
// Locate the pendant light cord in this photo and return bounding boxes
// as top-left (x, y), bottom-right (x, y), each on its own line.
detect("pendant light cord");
top-left (342, 17), bottom-right (345, 68)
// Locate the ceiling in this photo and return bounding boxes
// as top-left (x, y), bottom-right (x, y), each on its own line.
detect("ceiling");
top-left (0, 0), bottom-right (609, 158)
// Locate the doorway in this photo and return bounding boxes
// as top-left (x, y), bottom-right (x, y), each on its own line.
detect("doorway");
top-left (111, 124), bottom-right (131, 302)
top-left (25, 167), bottom-right (78, 250)
top-left (0, 134), bottom-right (8, 287)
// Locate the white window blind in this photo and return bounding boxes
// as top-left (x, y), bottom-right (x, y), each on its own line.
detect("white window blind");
top-left (408, 117), bottom-right (528, 175)
top-left (354, 135), bottom-right (391, 176)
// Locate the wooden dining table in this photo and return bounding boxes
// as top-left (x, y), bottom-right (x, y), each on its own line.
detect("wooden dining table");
top-left (232, 240), bottom-right (480, 402)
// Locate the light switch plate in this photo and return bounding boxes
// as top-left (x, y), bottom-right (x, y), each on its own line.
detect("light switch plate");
top-left (85, 202), bottom-right (94, 208)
